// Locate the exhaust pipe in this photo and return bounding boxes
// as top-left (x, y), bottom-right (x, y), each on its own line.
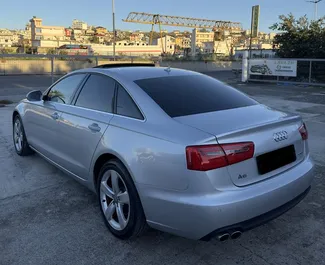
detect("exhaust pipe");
top-left (217, 233), bottom-right (230, 242)
top-left (230, 231), bottom-right (242, 240)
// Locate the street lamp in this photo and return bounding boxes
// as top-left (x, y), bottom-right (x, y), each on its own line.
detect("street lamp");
top-left (307, 0), bottom-right (323, 20)
top-left (112, 0), bottom-right (116, 60)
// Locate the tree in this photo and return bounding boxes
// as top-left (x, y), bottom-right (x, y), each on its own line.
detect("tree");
top-left (270, 14), bottom-right (325, 58)
top-left (0, 48), bottom-right (17, 54)
top-left (58, 50), bottom-right (68, 55)
top-left (24, 45), bottom-right (32, 54)
top-left (90, 36), bottom-right (100, 44)
top-left (47, 48), bottom-right (56, 55)
top-left (144, 31), bottom-right (168, 42)
top-left (199, 28), bottom-right (208, 32)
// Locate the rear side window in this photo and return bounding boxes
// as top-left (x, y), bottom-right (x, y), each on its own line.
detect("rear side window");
top-left (116, 84), bottom-right (144, 120)
top-left (75, 74), bottom-right (115, 113)
top-left (134, 75), bottom-right (257, 117)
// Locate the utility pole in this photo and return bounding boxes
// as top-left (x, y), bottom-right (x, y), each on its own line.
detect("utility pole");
top-left (307, 0), bottom-right (323, 20)
top-left (249, 5), bottom-right (260, 59)
top-left (112, 0), bottom-right (116, 60)
top-left (249, 10), bottom-right (254, 59)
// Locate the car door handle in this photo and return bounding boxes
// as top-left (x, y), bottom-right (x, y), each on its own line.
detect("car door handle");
top-left (50, 112), bottom-right (60, 120)
top-left (88, 123), bottom-right (101, 132)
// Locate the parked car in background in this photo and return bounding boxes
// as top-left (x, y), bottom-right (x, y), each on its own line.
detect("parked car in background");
top-left (250, 64), bottom-right (273, 75)
top-left (12, 64), bottom-right (314, 241)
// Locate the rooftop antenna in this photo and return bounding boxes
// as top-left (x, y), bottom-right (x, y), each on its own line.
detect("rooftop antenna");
top-left (307, 0), bottom-right (323, 20)
top-left (164, 66), bottom-right (171, 73)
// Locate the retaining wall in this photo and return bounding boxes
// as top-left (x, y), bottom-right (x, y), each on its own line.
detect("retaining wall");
top-left (0, 59), bottom-right (241, 75)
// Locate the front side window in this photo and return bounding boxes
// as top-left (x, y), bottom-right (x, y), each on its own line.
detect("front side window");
top-left (116, 84), bottom-right (143, 120)
top-left (48, 74), bottom-right (86, 104)
top-left (75, 74), bottom-right (115, 113)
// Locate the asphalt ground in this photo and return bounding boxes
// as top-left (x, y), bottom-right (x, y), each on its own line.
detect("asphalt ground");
top-left (1, 72), bottom-right (325, 265)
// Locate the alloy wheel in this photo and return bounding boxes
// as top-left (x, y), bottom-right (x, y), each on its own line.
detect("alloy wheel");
top-left (100, 170), bottom-right (130, 231)
top-left (14, 119), bottom-right (23, 152)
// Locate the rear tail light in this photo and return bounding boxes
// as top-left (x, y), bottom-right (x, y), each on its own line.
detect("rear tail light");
top-left (186, 142), bottom-right (255, 171)
top-left (299, 123), bottom-right (308, 140)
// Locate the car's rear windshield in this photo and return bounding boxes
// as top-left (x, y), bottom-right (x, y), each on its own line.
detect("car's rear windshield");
top-left (134, 75), bottom-right (257, 117)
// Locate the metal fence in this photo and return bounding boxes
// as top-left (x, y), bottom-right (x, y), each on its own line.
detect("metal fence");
top-left (248, 58), bottom-right (325, 86)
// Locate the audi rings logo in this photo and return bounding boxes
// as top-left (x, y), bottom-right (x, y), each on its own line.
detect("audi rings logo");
top-left (273, 131), bottom-right (288, 142)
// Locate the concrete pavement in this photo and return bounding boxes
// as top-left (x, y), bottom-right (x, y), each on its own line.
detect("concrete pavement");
top-left (1, 74), bottom-right (325, 265)
top-left (0, 75), bottom-right (61, 102)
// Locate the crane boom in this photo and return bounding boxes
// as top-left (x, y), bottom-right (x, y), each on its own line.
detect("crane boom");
top-left (123, 12), bottom-right (242, 31)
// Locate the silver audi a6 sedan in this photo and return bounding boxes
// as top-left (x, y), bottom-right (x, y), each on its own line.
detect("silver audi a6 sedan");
top-left (12, 64), bottom-right (314, 241)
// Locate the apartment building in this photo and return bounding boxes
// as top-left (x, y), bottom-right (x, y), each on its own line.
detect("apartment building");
top-left (71, 29), bottom-right (83, 42)
top-left (72, 34), bottom-right (93, 43)
top-left (95, 27), bottom-right (107, 35)
top-left (72, 19), bottom-right (88, 30)
top-left (202, 40), bottom-right (231, 56)
top-left (115, 40), bottom-right (148, 46)
top-left (175, 36), bottom-right (191, 48)
top-left (269, 32), bottom-right (277, 40)
top-left (14, 26), bottom-right (32, 52)
top-left (172, 30), bottom-right (181, 35)
top-left (90, 43), bottom-right (162, 56)
top-left (0, 29), bottom-right (16, 48)
top-left (152, 35), bottom-right (175, 53)
top-left (30, 17), bottom-right (68, 48)
top-left (193, 29), bottom-right (215, 48)
top-left (130, 33), bottom-right (144, 42)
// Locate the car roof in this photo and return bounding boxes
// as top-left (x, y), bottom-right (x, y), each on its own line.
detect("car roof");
top-left (73, 66), bottom-right (199, 81)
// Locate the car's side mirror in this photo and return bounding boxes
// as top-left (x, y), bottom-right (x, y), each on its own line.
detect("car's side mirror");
top-left (42, 94), bottom-right (50, 101)
top-left (26, 90), bottom-right (43, 102)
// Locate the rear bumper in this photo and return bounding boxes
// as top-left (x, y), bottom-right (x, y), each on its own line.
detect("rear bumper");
top-left (201, 185), bottom-right (311, 241)
top-left (137, 156), bottom-right (314, 240)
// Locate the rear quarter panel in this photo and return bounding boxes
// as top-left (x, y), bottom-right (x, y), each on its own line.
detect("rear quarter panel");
top-left (91, 115), bottom-right (216, 191)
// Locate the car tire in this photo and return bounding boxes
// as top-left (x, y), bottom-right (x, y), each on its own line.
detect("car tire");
top-left (13, 115), bottom-right (34, 156)
top-left (97, 159), bottom-right (147, 239)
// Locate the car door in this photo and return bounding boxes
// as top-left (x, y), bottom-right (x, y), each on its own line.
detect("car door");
top-left (55, 73), bottom-right (116, 180)
top-left (24, 73), bottom-right (87, 160)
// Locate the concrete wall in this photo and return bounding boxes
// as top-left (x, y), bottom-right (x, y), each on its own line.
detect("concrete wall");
top-left (91, 44), bottom-right (162, 56)
top-left (0, 59), bottom-right (241, 75)
top-left (0, 59), bottom-right (95, 75)
top-left (160, 61), bottom-right (241, 72)
top-left (0, 59), bottom-right (145, 75)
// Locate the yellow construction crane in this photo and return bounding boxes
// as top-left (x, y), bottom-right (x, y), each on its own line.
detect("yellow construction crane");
top-left (123, 12), bottom-right (243, 48)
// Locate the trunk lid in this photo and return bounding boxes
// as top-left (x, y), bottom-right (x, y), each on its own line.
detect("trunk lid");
top-left (174, 104), bottom-right (306, 186)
